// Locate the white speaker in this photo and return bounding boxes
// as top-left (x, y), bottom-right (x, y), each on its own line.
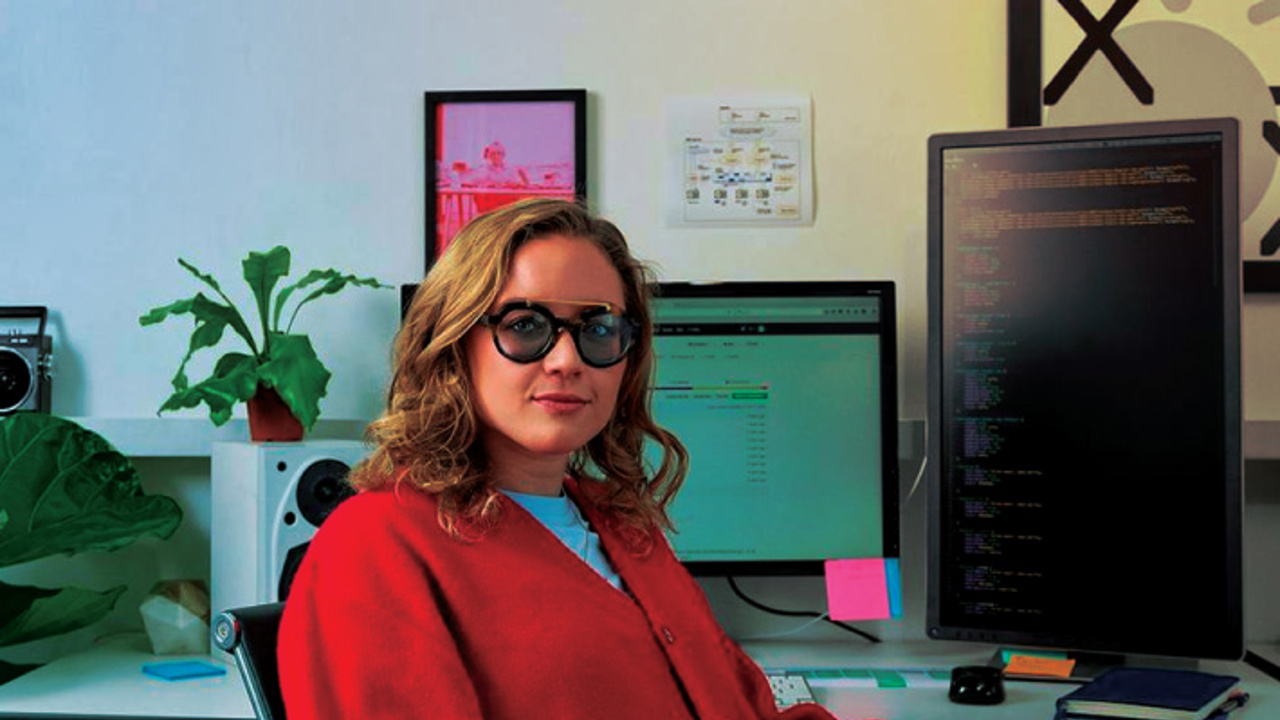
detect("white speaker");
top-left (210, 440), bottom-right (368, 618)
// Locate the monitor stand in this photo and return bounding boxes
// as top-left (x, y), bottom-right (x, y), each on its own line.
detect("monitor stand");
top-left (991, 648), bottom-right (1198, 684)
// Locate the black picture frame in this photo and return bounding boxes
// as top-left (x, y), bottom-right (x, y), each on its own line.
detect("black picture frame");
top-left (424, 89), bottom-right (587, 273)
top-left (1006, 1), bottom-right (1280, 292)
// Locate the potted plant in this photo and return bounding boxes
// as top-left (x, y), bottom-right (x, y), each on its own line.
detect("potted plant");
top-left (0, 413), bottom-right (183, 684)
top-left (140, 246), bottom-right (389, 441)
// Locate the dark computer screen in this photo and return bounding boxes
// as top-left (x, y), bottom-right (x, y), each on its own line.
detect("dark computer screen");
top-left (650, 281), bottom-right (900, 576)
top-left (926, 118), bottom-right (1243, 663)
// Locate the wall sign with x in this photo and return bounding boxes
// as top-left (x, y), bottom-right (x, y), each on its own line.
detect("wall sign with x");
top-left (1044, 0), bottom-right (1152, 106)
top-left (1007, 0), bottom-right (1280, 289)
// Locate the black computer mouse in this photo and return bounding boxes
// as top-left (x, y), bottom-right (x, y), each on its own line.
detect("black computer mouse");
top-left (948, 665), bottom-right (1005, 705)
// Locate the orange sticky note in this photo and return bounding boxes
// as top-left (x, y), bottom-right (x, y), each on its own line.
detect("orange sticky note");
top-left (824, 558), bottom-right (890, 621)
top-left (1004, 655), bottom-right (1076, 679)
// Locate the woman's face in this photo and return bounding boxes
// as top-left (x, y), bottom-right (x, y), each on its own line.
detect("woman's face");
top-left (466, 234), bottom-right (628, 471)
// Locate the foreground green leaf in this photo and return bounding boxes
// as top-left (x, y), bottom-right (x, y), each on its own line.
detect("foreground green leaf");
top-left (0, 415), bottom-right (183, 568)
top-left (0, 580), bottom-right (126, 648)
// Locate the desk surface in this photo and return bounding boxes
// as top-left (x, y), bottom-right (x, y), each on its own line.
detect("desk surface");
top-left (742, 640), bottom-right (1278, 720)
top-left (1, 637), bottom-right (1274, 719)
top-left (0, 635), bottom-right (252, 719)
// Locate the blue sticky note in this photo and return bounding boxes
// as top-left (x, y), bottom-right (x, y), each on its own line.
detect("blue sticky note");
top-left (142, 660), bottom-right (227, 681)
top-left (885, 558), bottom-right (903, 619)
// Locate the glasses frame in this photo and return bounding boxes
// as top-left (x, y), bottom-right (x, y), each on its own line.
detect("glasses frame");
top-left (476, 299), bottom-right (638, 369)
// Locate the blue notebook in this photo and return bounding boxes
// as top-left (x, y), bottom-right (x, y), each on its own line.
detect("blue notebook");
top-left (1054, 667), bottom-right (1240, 720)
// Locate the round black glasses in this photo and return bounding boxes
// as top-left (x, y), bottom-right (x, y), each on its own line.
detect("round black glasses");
top-left (476, 300), bottom-right (639, 369)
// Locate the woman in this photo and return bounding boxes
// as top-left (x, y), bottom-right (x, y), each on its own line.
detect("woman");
top-left (278, 198), bottom-right (835, 719)
top-left (467, 140), bottom-right (531, 188)
top-left (462, 140), bottom-right (534, 217)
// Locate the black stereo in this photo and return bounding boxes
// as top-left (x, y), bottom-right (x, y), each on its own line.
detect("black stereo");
top-left (0, 306), bottom-right (52, 415)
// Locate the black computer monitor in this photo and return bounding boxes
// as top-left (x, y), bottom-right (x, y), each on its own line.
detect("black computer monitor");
top-left (926, 118), bottom-right (1243, 671)
top-left (650, 281), bottom-right (900, 576)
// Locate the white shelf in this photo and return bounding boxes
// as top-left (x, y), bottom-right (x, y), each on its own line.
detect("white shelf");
top-left (68, 417), bottom-right (369, 458)
top-left (61, 417), bottom-right (1280, 460)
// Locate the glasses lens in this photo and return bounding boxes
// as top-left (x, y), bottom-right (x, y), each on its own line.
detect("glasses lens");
top-left (577, 313), bottom-right (632, 366)
top-left (486, 303), bottom-right (636, 367)
top-left (494, 308), bottom-right (552, 360)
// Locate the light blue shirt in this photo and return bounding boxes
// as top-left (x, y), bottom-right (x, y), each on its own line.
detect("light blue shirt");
top-left (501, 489), bottom-right (624, 591)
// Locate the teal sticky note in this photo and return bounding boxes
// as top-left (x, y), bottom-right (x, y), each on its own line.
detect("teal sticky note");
top-left (885, 558), bottom-right (903, 619)
top-left (872, 670), bottom-right (908, 689)
top-left (999, 648), bottom-right (1068, 664)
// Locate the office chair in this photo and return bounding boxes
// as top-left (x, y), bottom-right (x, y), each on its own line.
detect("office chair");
top-left (212, 602), bottom-right (287, 720)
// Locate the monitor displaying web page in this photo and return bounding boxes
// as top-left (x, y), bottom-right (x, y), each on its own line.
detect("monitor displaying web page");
top-left (649, 281), bottom-right (900, 576)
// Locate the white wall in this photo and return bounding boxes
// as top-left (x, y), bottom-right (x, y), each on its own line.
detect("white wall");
top-left (2, 0), bottom-right (1006, 422)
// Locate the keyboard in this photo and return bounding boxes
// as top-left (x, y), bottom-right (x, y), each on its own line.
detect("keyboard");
top-left (766, 672), bottom-right (817, 708)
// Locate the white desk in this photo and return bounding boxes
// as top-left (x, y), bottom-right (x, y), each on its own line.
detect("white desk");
top-left (0, 635), bottom-right (252, 718)
top-left (1, 637), bottom-right (1274, 719)
top-left (741, 640), bottom-right (1278, 720)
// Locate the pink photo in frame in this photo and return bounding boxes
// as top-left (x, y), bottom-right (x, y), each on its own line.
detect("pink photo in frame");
top-left (425, 89), bottom-right (587, 270)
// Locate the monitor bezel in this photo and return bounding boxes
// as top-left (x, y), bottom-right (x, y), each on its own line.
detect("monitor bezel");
top-left (651, 280), bottom-right (901, 577)
top-left (924, 118), bottom-right (1243, 660)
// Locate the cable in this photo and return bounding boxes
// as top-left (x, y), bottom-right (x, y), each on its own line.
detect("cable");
top-left (903, 418), bottom-right (928, 506)
top-left (747, 614), bottom-right (830, 641)
top-left (726, 576), bottom-right (880, 643)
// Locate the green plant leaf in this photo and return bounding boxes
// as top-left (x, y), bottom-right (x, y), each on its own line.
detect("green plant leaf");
top-left (243, 246), bottom-right (291, 342)
top-left (143, 247), bottom-right (387, 435)
top-left (178, 294), bottom-right (258, 379)
top-left (281, 270), bottom-right (391, 333)
top-left (138, 296), bottom-right (196, 327)
top-left (157, 352), bottom-right (260, 426)
top-left (0, 414), bottom-right (183, 568)
top-left (139, 292), bottom-right (260, 395)
top-left (177, 257), bottom-right (228, 297)
top-left (180, 259), bottom-right (258, 347)
top-left (257, 333), bottom-right (331, 431)
top-left (0, 580), bottom-right (126, 648)
top-left (271, 268), bottom-right (331, 331)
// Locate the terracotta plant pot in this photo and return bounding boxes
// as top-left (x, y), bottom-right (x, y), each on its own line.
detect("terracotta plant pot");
top-left (246, 386), bottom-right (304, 442)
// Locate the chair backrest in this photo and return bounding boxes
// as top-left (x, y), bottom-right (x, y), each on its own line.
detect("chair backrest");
top-left (212, 602), bottom-right (287, 720)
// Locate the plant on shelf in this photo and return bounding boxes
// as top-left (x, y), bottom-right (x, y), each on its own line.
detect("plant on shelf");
top-left (140, 245), bottom-right (390, 441)
top-left (0, 413), bottom-right (184, 685)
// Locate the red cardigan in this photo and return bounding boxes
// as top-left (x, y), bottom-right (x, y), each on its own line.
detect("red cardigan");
top-left (278, 476), bottom-right (835, 719)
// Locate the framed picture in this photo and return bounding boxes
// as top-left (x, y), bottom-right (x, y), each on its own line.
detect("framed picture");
top-left (1006, 1), bottom-right (1280, 291)
top-left (424, 89), bottom-right (587, 270)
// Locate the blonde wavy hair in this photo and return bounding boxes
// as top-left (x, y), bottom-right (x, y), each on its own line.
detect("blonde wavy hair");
top-left (351, 198), bottom-right (688, 542)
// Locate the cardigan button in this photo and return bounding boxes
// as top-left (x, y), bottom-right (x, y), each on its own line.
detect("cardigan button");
top-left (662, 627), bottom-right (675, 644)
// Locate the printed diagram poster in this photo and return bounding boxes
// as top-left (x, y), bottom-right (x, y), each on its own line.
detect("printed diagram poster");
top-left (667, 96), bottom-right (814, 227)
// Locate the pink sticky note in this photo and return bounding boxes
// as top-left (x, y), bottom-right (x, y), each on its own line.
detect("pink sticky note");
top-left (824, 558), bottom-right (891, 621)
